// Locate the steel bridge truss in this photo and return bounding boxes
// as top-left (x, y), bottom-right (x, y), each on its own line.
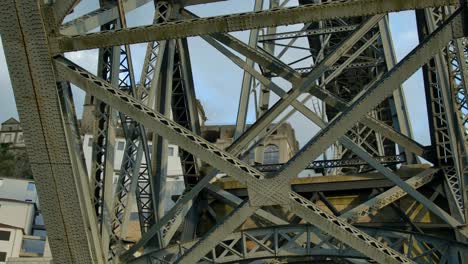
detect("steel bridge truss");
top-left (1, 0), bottom-right (468, 264)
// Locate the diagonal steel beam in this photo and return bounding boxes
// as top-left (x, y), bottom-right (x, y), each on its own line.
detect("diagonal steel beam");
top-left (204, 183), bottom-right (289, 225)
top-left (225, 14), bottom-right (384, 158)
top-left (275, 8), bottom-right (463, 182)
top-left (53, 0), bottom-right (458, 53)
top-left (0, 1), bottom-right (105, 262)
top-left (60, 0), bottom-right (152, 35)
top-left (234, 0), bottom-right (264, 138)
top-left (174, 200), bottom-right (258, 264)
top-left (55, 56), bottom-right (415, 264)
top-left (340, 169), bottom-right (438, 222)
top-left (194, 16), bottom-right (428, 160)
top-left (202, 27), bottom-right (428, 161)
top-left (51, 0), bottom-right (79, 25)
top-left (288, 191), bottom-right (414, 264)
top-left (274, 8), bottom-right (468, 237)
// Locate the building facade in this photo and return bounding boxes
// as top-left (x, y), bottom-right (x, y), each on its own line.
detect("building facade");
top-left (0, 177), bottom-right (50, 263)
top-left (0, 119), bottom-right (25, 148)
top-left (202, 123), bottom-right (300, 165)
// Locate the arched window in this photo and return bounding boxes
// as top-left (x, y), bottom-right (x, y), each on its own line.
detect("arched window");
top-left (264, 144), bottom-right (279, 164)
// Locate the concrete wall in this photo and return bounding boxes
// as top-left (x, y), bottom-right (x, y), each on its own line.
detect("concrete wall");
top-left (0, 201), bottom-right (34, 235)
top-left (0, 228), bottom-right (22, 264)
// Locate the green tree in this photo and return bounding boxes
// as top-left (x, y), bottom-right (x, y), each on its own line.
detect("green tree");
top-left (0, 143), bottom-right (33, 179)
top-left (0, 143), bottom-right (15, 177)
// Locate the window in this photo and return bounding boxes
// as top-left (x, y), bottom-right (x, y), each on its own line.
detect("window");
top-left (27, 182), bottom-right (35, 191)
top-left (88, 137), bottom-right (93, 147)
top-left (4, 134), bottom-right (11, 143)
top-left (0, 252), bottom-right (6, 262)
top-left (0, 231), bottom-right (11, 241)
top-left (168, 147), bottom-right (174, 156)
top-left (117, 141), bottom-right (125, 151)
top-left (264, 145), bottom-right (279, 165)
top-left (17, 134), bottom-right (23, 144)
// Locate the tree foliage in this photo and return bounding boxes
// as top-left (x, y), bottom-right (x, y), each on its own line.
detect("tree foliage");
top-left (0, 143), bottom-right (33, 179)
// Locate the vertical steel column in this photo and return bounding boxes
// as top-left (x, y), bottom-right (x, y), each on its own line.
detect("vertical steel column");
top-left (416, 8), bottom-right (465, 222)
top-left (108, 0), bottom-right (161, 258)
top-left (298, 0), bottom-right (397, 174)
top-left (89, 0), bottom-right (119, 256)
top-left (233, 0), bottom-right (264, 139)
top-left (0, 1), bottom-right (103, 262)
top-left (255, 0), bottom-right (279, 164)
top-left (379, 15), bottom-right (417, 164)
top-left (172, 38), bottom-right (203, 242)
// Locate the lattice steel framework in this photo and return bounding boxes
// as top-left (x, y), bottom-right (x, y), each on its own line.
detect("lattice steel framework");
top-left (1, 0), bottom-right (468, 264)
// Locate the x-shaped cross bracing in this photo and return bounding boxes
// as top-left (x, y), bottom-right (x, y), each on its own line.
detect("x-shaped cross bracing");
top-left (54, 7), bottom-right (466, 263)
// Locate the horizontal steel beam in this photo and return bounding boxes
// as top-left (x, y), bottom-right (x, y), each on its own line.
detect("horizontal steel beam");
top-left (60, 0), bottom-right (152, 35)
top-left (53, 0), bottom-right (457, 52)
top-left (175, 201), bottom-right (257, 264)
top-left (52, 0), bottom-right (79, 24)
top-left (132, 225), bottom-right (468, 263)
top-left (275, 9), bottom-right (467, 236)
top-left (55, 55), bottom-right (412, 264)
top-left (288, 192), bottom-right (413, 264)
top-left (198, 19), bottom-right (428, 159)
top-left (275, 9), bottom-right (464, 186)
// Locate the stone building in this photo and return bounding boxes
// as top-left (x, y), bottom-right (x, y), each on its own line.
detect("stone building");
top-left (202, 123), bottom-right (300, 165)
top-left (0, 118), bottom-right (25, 148)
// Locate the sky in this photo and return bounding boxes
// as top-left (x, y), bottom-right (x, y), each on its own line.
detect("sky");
top-left (0, 0), bottom-right (430, 149)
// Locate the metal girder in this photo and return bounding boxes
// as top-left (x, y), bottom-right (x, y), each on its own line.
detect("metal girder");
top-left (132, 3), bottom-right (171, 243)
top-left (274, 8), bottom-right (464, 193)
top-left (0, 0), bottom-right (103, 262)
top-left (202, 25), bottom-right (428, 173)
top-left (90, 15), bottom-right (119, 256)
top-left (193, 15), bottom-right (428, 160)
top-left (254, 155), bottom-right (405, 172)
top-left (340, 169), bottom-right (438, 222)
top-left (55, 55), bottom-right (414, 264)
top-left (417, 7), bottom-right (466, 223)
top-left (233, 0), bottom-right (263, 138)
top-left (5, 1), bottom-right (468, 264)
top-left (289, 192), bottom-right (414, 264)
top-left (51, 0), bottom-right (79, 24)
top-left (131, 225), bottom-right (468, 264)
top-left (167, 38), bottom-right (203, 242)
top-left (60, 0), bottom-right (152, 35)
top-left (58, 82), bottom-right (105, 264)
top-left (379, 15), bottom-right (416, 164)
top-left (271, 8), bottom-right (467, 236)
top-left (202, 22), bottom-right (425, 217)
top-left (221, 14), bottom-right (385, 160)
top-left (258, 24), bottom-right (360, 42)
top-left (53, 0), bottom-right (458, 53)
top-left (174, 201), bottom-right (258, 264)
top-left (135, 169), bottom-right (439, 263)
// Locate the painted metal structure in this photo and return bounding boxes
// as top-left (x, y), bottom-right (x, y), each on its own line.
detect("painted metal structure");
top-left (0, 0), bottom-right (467, 263)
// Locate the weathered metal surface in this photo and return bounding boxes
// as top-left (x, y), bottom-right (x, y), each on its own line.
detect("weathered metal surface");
top-left (2, 0), bottom-right (468, 263)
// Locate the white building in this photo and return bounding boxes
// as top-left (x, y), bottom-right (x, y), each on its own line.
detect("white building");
top-left (0, 223), bottom-right (24, 263)
top-left (0, 178), bottom-right (51, 264)
top-left (0, 179), bottom-right (37, 205)
top-left (82, 134), bottom-right (185, 181)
